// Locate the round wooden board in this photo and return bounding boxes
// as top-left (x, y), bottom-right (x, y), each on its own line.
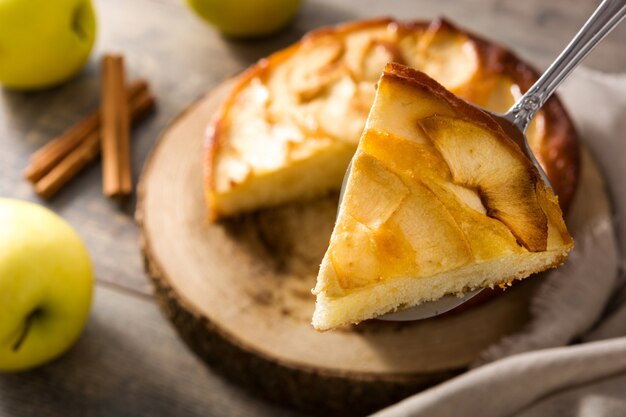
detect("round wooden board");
top-left (136, 81), bottom-right (600, 415)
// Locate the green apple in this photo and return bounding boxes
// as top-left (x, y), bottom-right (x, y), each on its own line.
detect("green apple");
top-left (0, 0), bottom-right (97, 90)
top-left (186, 0), bottom-right (302, 38)
top-left (0, 199), bottom-right (93, 372)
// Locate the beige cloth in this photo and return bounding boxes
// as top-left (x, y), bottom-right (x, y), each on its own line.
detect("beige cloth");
top-left (372, 68), bottom-right (626, 417)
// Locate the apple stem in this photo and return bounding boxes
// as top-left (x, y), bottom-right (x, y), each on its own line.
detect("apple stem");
top-left (12, 308), bottom-right (41, 352)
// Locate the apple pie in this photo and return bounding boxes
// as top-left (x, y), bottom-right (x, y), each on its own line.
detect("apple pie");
top-left (311, 64), bottom-right (573, 330)
top-left (204, 18), bottom-right (579, 221)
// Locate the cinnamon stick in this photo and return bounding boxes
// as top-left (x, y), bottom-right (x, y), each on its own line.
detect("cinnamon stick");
top-left (34, 132), bottom-right (100, 199)
top-left (101, 54), bottom-right (131, 197)
top-left (33, 91), bottom-right (155, 199)
top-left (24, 79), bottom-right (148, 182)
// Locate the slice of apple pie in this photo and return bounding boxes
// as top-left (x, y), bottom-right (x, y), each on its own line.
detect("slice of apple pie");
top-left (312, 63), bottom-right (573, 331)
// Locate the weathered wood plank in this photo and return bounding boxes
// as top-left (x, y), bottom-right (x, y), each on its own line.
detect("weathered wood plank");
top-left (0, 285), bottom-right (308, 417)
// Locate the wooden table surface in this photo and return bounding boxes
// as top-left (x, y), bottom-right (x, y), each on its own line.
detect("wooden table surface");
top-left (0, 0), bottom-right (624, 416)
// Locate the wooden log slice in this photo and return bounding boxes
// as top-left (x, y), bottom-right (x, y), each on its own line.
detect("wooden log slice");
top-left (136, 81), bottom-right (598, 415)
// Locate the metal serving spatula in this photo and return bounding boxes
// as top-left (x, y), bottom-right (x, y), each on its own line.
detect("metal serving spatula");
top-left (337, 0), bottom-right (626, 322)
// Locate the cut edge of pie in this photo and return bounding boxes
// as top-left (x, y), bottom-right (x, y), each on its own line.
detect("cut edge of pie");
top-left (311, 63), bottom-right (573, 331)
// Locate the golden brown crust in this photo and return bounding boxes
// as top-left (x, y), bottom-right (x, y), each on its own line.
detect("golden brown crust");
top-left (204, 18), bottom-right (580, 219)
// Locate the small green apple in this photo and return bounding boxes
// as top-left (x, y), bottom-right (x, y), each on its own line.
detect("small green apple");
top-left (0, 0), bottom-right (97, 90)
top-left (0, 199), bottom-right (93, 372)
top-left (186, 0), bottom-right (302, 38)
